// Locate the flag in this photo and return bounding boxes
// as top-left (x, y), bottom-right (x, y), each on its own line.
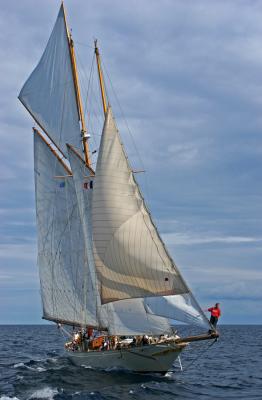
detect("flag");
top-left (83, 180), bottom-right (93, 190)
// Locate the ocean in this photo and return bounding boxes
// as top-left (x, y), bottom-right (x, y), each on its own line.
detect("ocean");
top-left (0, 325), bottom-right (261, 400)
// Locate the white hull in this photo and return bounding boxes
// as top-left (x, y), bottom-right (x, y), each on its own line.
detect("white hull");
top-left (68, 343), bottom-right (184, 373)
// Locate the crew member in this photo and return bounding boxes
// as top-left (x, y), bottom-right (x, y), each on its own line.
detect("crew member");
top-left (207, 303), bottom-right (221, 330)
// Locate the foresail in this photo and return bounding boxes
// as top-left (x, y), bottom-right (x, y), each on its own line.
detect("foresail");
top-left (34, 132), bottom-right (98, 326)
top-left (101, 299), bottom-right (172, 336)
top-left (144, 294), bottom-right (210, 329)
top-left (92, 107), bottom-right (189, 304)
top-left (19, 5), bottom-right (81, 156)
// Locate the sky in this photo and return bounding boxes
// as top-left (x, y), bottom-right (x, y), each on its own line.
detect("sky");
top-left (0, 0), bottom-right (261, 325)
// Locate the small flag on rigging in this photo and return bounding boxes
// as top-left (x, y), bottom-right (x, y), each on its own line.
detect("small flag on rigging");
top-left (83, 180), bottom-right (93, 190)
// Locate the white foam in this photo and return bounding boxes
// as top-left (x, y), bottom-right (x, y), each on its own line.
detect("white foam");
top-left (47, 358), bottom-right (58, 363)
top-left (24, 366), bottom-right (36, 371)
top-left (105, 366), bottom-right (121, 372)
top-left (36, 367), bottom-right (47, 372)
top-left (0, 397), bottom-right (20, 400)
top-left (29, 388), bottom-right (58, 400)
top-left (14, 363), bottom-right (24, 368)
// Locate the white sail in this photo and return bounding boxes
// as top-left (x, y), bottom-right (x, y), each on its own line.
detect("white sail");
top-left (144, 294), bottom-right (210, 329)
top-left (67, 144), bottom-right (173, 335)
top-left (102, 299), bottom-right (172, 336)
top-left (67, 145), bottom-right (101, 321)
top-left (19, 5), bottom-right (81, 156)
top-left (92, 107), bottom-right (189, 304)
top-left (34, 132), bottom-right (98, 326)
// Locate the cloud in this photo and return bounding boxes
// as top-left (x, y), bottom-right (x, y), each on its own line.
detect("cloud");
top-left (162, 232), bottom-right (262, 246)
top-left (167, 143), bottom-right (200, 166)
top-left (0, 243), bottom-right (36, 260)
top-left (0, 0), bottom-right (262, 323)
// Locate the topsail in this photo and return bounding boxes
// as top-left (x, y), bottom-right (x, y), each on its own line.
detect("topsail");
top-left (19, 5), bottom-right (81, 156)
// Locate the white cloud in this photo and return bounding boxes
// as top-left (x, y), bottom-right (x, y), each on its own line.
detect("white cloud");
top-left (0, 243), bottom-right (36, 260)
top-left (0, 0), bottom-right (262, 323)
top-left (167, 143), bottom-right (199, 166)
top-left (0, 207), bottom-right (34, 216)
top-left (162, 232), bottom-right (262, 246)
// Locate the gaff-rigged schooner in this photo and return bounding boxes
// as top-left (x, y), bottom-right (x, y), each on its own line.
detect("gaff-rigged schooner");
top-left (18, 3), bottom-right (218, 373)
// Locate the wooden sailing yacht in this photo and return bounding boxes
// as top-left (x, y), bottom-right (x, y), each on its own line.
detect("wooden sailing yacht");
top-left (18, 3), bottom-right (218, 373)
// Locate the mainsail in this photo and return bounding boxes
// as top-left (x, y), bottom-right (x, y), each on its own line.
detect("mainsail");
top-left (19, 5), bottom-right (81, 156)
top-left (34, 131), bottom-right (98, 326)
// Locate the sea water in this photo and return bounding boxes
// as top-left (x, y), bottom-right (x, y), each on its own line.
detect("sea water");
top-left (0, 325), bottom-right (261, 400)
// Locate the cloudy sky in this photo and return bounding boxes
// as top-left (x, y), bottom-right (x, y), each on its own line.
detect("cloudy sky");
top-left (0, 0), bottom-right (261, 324)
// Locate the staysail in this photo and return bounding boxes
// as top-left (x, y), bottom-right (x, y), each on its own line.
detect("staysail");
top-left (34, 131), bottom-right (98, 326)
top-left (19, 5), bottom-right (81, 156)
top-left (145, 294), bottom-right (210, 328)
top-left (92, 107), bottom-right (189, 304)
top-left (102, 299), bottom-right (172, 336)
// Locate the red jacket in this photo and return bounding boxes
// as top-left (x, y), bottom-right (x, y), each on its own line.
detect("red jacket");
top-left (208, 307), bottom-right (221, 318)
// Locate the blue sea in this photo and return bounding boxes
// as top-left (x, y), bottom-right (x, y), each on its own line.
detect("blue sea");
top-left (0, 325), bottom-right (261, 400)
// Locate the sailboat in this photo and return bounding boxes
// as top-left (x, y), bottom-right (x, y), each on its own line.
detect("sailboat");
top-left (18, 3), bottom-right (218, 373)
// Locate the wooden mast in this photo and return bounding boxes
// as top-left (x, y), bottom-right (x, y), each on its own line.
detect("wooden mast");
top-left (94, 39), bottom-right (108, 116)
top-left (62, 3), bottom-right (91, 167)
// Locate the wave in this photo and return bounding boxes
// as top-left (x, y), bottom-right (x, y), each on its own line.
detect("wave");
top-left (14, 363), bottom-right (25, 368)
top-left (28, 388), bottom-right (58, 400)
top-left (0, 397), bottom-right (20, 400)
top-left (36, 367), bottom-right (47, 372)
top-left (13, 362), bottom-right (46, 373)
top-left (80, 364), bottom-right (93, 369)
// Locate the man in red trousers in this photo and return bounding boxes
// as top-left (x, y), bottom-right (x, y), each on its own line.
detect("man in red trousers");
top-left (207, 303), bottom-right (221, 331)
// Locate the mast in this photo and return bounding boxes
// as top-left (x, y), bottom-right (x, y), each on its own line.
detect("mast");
top-left (94, 40), bottom-right (108, 116)
top-left (62, 3), bottom-right (91, 167)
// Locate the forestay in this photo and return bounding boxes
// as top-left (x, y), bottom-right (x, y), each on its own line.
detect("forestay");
top-left (92, 107), bottom-right (189, 304)
top-left (34, 132), bottom-right (98, 326)
top-left (19, 5), bottom-right (81, 156)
